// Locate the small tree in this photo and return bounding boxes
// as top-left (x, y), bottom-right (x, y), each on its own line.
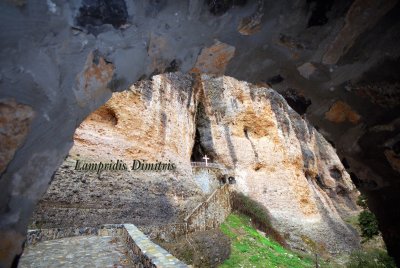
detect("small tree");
top-left (358, 210), bottom-right (379, 240)
top-left (356, 194), bottom-right (379, 241)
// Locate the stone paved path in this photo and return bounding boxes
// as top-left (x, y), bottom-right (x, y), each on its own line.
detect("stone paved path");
top-left (19, 236), bottom-right (133, 268)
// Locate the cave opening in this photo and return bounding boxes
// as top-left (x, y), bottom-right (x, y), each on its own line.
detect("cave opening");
top-left (2, 0), bottom-right (400, 266)
top-left (281, 88), bottom-right (312, 116)
top-left (190, 102), bottom-right (216, 163)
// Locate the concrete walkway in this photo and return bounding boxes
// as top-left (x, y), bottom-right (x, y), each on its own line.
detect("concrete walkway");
top-left (19, 235), bottom-right (132, 268)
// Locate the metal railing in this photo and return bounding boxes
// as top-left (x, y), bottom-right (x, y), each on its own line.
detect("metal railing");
top-left (190, 162), bottom-right (225, 169)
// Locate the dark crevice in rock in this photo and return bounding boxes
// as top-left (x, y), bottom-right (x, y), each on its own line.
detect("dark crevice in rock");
top-left (267, 74), bottom-right (284, 85)
top-left (349, 172), bottom-right (361, 187)
top-left (191, 128), bottom-right (207, 162)
top-left (11, 252), bottom-right (22, 268)
top-left (336, 184), bottom-right (348, 195)
top-left (243, 127), bottom-right (259, 161)
top-left (191, 102), bottom-right (216, 162)
top-left (137, 80), bottom-right (153, 103)
top-left (207, 0), bottom-right (247, 16)
top-left (341, 158), bottom-right (350, 169)
top-left (306, 0), bottom-right (334, 28)
top-left (160, 111), bottom-right (167, 130)
top-left (223, 125), bottom-right (238, 166)
top-left (108, 76), bottom-right (128, 93)
top-left (150, 69), bottom-right (162, 78)
top-left (269, 94), bottom-right (291, 137)
top-left (315, 174), bottom-right (325, 189)
top-left (76, 0), bottom-right (128, 32)
top-left (327, 139), bottom-right (335, 148)
top-left (329, 167), bottom-right (342, 180)
top-left (281, 88), bottom-right (311, 116)
top-left (165, 59), bottom-right (180, 73)
top-left (97, 106), bottom-right (118, 126)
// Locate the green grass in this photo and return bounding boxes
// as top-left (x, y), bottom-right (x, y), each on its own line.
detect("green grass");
top-left (219, 213), bottom-right (318, 268)
top-left (231, 192), bottom-right (286, 246)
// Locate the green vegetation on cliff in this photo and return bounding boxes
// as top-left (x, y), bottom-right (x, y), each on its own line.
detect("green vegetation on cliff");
top-left (219, 213), bottom-right (316, 268)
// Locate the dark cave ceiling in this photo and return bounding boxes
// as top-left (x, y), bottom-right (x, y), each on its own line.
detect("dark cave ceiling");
top-left (0, 0), bottom-right (400, 266)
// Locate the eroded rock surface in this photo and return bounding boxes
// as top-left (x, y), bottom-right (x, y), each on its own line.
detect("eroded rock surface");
top-left (32, 74), bottom-right (203, 228)
top-left (197, 75), bottom-right (360, 254)
top-left (33, 74), bottom-right (361, 256)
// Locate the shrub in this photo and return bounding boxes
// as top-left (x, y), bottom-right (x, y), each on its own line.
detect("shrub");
top-left (356, 195), bottom-right (368, 209)
top-left (230, 191), bottom-right (287, 246)
top-left (347, 249), bottom-right (396, 268)
top-left (358, 210), bottom-right (379, 240)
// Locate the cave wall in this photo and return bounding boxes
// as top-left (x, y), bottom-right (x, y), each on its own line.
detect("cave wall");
top-left (1, 0), bottom-right (400, 266)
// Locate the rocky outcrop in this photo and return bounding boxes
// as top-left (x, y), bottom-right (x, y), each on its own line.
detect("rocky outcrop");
top-left (33, 73), bottom-right (360, 256)
top-left (196, 75), bottom-right (360, 254)
top-left (32, 74), bottom-right (204, 228)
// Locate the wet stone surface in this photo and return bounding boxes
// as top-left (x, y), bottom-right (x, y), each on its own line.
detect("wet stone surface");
top-left (19, 235), bottom-right (132, 268)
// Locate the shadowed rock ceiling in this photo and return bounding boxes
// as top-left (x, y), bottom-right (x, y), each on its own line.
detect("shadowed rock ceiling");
top-left (0, 0), bottom-right (400, 266)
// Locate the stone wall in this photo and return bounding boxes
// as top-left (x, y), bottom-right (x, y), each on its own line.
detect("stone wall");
top-left (122, 224), bottom-right (188, 268)
top-left (26, 224), bottom-right (123, 246)
top-left (192, 166), bottom-right (223, 194)
top-left (184, 184), bottom-right (232, 233)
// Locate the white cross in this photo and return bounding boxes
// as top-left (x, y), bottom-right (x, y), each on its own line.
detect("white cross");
top-left (203, 155), bottom-right (209, 166)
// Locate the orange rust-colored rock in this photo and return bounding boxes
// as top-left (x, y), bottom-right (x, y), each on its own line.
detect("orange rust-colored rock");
top-left (71, 73), bottom-right (198, 174)
top-left (0, 230), bottom-right (25, 267)
top-left (325, 101), bottom-right (361, 124)
top-left (82, 53), bottom-right (114, 90)
top-left (76, 51), bottom-right (115, 108)
top-left (192, 40), bottom-right (235, 75)
top-left (237, 15), bottom-right (263, 35)
top-left (0, 99), bottom-right (34, 174)
top-left (198, 75), bottom-right (359, 253)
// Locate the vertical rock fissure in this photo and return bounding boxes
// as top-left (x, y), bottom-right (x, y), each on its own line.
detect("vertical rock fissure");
top-left (243, 127), bottom-right (259, 161)
top-left (223, 125), bottom-right (238, 166)
top-left (190, 102), bottom-right (216, 162)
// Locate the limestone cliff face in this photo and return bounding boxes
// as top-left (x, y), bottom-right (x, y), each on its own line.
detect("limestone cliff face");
top-left (33, 73), bottom-right (360, 255)
top-left (197, 75), bottom-right (360, 254)
top-left (32, 73), bottom-right (204, 228)
top-left (71, 73), bottom-right (198, 175)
